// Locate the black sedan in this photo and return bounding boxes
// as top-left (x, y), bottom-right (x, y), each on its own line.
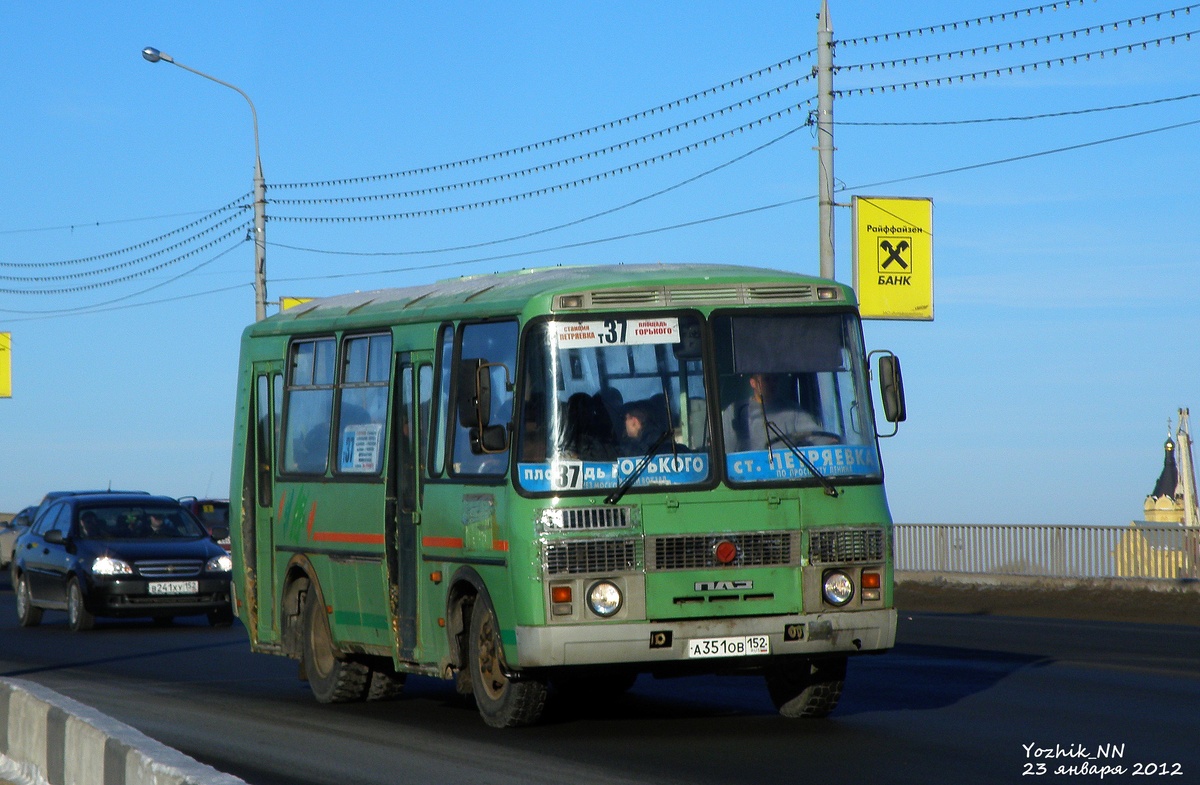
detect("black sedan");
top-left (11, 493), bottom-right (234, 631)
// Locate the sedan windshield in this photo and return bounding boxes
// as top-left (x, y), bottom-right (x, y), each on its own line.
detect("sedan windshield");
top-left (77, 505), bottom-right (205, 539)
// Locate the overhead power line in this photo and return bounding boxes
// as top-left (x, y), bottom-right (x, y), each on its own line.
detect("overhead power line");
top-left (269, 117), bottom-right (1198, 289)
top-left (836, 30), bottom-right (1198, 96)
top-left (273, 50), bottom-right (814, 191)
top-left (838, 6), bottom-right (1200, 72)
top-left (836, 91), bottom-right (1200, 125)
top-left (269, 122), bottom-right (811, 259)
top-left (269, 101), bottom-right (815, 225)
top-left (271, 75), bottom-right (814, 207)
top-left (0, 223), bottom-right (250, 295)
top-left (838, 0), bottom-right (1096, 47)
top-left (0, 194), bottom-right (249, 269)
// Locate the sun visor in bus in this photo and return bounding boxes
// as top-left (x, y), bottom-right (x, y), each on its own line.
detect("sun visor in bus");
top-left (732, 315), bottom-right (844, 373)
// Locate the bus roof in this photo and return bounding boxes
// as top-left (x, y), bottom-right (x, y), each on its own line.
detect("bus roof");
top-left (253, 263), bottom-right (851, 335)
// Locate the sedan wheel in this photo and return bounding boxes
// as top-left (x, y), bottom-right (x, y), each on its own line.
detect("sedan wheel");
top-left (15, 575), bottom-right (42, 628)
top-left (67, 579), bottom-right (95, 632)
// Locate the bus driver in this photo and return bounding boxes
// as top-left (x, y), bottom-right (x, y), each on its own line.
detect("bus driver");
top-left (722, 372), bottom-right (819, 452)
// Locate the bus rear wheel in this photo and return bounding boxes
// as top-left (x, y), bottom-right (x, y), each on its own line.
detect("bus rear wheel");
top-left (302, 595), bottom-right (369, 703)
top-left (764, 656), bottom-right (846, 718)
top-left (469, 599), bottom-right (547, 728)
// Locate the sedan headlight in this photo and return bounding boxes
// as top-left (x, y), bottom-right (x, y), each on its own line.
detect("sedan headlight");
top-left (92, 556), bottom-right (133, 576)
top-left (206, 554), bottom-right (233, 573)
top-left (586, 580), bottom-right (622, 617)
top-left (822, 570), bottom-right (854, 606)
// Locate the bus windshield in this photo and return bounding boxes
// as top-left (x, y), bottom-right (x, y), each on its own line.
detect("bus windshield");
top-left (515, 310), bottom-right (882, 493)
top-left (713, 311), bottom-right (881, 484)
top-left (517, 314), bottom-right (711, 493)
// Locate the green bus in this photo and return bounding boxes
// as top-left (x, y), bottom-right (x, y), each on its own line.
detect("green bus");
top-left (229, 263), bottom-right (906, 727)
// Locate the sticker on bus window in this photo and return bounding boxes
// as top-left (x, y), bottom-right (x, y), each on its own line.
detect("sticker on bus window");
top-left (340, 423), bottom-right (383, 473)
top-left (518, 453), bottom-right (709, 492)
top-left (552, 318), bottom-right (680, 348)
top-left (726, 445), bottom-right (880, 482)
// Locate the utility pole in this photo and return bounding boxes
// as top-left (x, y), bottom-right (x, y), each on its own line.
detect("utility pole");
top-left (816, 0), bottom-right (836, 280)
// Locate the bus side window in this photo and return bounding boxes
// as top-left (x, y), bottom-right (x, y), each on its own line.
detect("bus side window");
top-left (431, 325), bottom-right (454, 477)
top-left (283, 337), bottom-right (337, 475)
top-left (451, 321), bottom-right (518, 476)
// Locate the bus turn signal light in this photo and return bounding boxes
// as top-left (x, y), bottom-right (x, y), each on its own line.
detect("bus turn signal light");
top-left (551, 586), bottom-right (572, 603)
top-left (861, 571), bottom-right (881, 601)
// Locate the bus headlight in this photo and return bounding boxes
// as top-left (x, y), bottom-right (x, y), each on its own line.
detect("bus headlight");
top-left (586, 580), bottom-right (623, 617)
top-left (822, 570), bottom-right (854, 606)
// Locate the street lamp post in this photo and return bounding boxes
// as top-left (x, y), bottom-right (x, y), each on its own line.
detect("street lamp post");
top-left (142, 47), bottom-right (268, 322)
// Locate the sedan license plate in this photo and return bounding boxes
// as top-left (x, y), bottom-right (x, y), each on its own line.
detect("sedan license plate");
top-left (148, 580), bottom-right (198, 595)
top-left (686, 635), bottom-right (770, 659)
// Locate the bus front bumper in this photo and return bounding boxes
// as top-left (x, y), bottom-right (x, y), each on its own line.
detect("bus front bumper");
top-left (514, 608), bottom-right (896, 669)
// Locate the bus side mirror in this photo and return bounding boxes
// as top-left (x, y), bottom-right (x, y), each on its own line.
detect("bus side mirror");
top-left (457, 359), bottom-right (492, 428)
top-left (877, 354), bottom-right (907, 424)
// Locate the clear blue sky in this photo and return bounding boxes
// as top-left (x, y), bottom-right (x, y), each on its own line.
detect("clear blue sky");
top-left (2, 1), bottom-right (1197, 524)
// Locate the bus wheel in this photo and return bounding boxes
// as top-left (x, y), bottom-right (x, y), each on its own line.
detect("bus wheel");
top-left (15, 574), bottom-right (42, 628)
top-left (302, 596), bottom-right (369, 703)
top-left (764, 656), bottom-right (846, 718)
top-left (469, 599), bottom-right (547, 728)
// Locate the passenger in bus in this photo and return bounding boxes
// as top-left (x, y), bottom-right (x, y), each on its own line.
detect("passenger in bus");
top-left (558, 392), bottom-right (616, 461)
top-left (722, 372), bottom-right (819, 452)
top-left (618, 403), bottom-right (657, 456)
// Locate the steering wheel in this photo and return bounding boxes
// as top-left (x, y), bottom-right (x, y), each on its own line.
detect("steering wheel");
top-left (769, 430), bottom-right (842, 447)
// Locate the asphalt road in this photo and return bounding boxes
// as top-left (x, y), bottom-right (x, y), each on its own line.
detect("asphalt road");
top-left (1, 581), bottom-right (1198, 785)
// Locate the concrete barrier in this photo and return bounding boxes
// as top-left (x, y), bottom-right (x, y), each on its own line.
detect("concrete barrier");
top-left (0, 678), bottom-right (243, 785)
top-left (896, 572), bottom-right (1200, 627)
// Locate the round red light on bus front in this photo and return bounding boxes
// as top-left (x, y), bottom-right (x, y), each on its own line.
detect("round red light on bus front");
top-left (714, 540), bottom-right (739, 565)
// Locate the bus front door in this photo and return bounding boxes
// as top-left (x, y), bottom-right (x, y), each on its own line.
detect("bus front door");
top-left (390, 353), bottom-right (430, 661)
top-left (249, 361), bottom-right (283, 643)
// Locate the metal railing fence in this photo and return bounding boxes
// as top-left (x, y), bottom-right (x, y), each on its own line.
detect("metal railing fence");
top-left (894, 523), bottom-right (1200, 580)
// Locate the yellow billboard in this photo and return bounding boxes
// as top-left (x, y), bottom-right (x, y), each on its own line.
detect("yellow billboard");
top-left (852, 196), bottom-right (933, 321)
top-left (280, 297), bottom-right (313, 311)
top-left (0, 332), bottom-right (10, 398)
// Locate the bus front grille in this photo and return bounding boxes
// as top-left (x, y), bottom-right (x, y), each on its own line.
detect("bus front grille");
top-left (539, 506), bottom-right (632, 531)
top-left (544, 538), bottom-right (642, 575)
top-left (649, 532), bottom-right (797, 571)
top-left (808, 528), bottom-right (886, 564)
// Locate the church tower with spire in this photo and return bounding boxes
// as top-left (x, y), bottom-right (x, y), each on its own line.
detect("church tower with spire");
top-left (1143, 430), bottom-right (1183, 524)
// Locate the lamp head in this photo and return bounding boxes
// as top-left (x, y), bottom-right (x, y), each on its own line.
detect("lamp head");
top-left (141, 47), bottom-right (172, 64)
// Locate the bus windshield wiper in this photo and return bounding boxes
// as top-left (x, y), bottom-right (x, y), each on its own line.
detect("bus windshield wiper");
top-left (764, 420), bottom-right (840, 498)
top-left (604, 429), bottom-right (673, 505)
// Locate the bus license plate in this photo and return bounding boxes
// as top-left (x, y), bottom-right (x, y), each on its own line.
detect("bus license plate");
top-left (148, 581), bottom-right (198, 595)
top-left (686, 635), bottom-right (771, 659)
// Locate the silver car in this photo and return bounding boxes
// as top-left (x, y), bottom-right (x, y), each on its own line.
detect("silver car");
top-left (0, 506), bottom-right (37, 570)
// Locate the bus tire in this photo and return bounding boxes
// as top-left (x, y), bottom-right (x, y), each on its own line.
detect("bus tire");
top-left (469, 598), bottom-right (547, 728)
top-left (302, 594), bottom-right (369, 703)
top-left (765, 656), bottom-right (846, 718)
top-left (16, 574), bottom-right (43, 628)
